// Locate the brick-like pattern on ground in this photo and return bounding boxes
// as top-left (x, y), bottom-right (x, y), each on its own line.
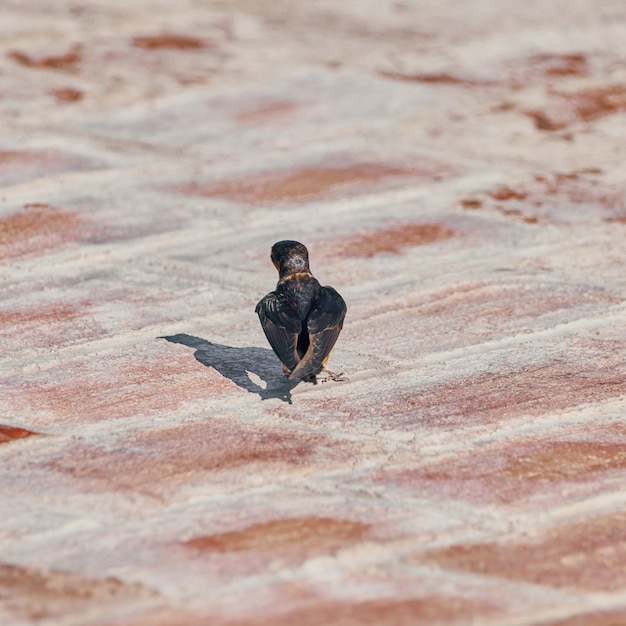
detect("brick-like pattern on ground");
top-left (1, 1), bottom-right (626, 625)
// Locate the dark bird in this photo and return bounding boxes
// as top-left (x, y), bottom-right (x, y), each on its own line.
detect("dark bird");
top-left (256, 240), bottom-right (347, 381)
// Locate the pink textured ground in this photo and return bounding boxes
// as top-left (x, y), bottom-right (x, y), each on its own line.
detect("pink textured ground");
top-left (1, 1), bottom-right (626, 625)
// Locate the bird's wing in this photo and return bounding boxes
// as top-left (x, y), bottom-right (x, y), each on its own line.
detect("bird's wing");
top-left (288, 286), bottom-right (347, 380)
top-left (256, 292), bottom-right (302, 373)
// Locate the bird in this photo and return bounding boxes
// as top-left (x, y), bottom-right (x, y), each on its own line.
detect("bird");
top-left (256, 240), bottom-right (347, 381)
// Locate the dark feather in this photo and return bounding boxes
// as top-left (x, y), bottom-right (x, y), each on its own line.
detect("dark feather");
top-left (256, 292), bottom-right (301, 373)
top-left (288, 286), bottom-right (347, 380)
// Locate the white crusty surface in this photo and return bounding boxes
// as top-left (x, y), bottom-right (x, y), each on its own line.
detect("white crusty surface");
top-left (1, 1), bottom-right (626, 625)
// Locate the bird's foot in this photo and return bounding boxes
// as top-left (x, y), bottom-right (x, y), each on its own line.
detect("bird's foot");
top-left (319, 369), bottom-right (348, 383)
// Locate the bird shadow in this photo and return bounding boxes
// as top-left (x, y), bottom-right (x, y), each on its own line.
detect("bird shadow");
top-left (160, 334), bottom-right (300, 403)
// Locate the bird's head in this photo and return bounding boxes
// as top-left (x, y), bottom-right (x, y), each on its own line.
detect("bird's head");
top-left (271, 240), bottom-right (310, 275)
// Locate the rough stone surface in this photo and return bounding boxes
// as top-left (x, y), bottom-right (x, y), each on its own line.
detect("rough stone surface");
top-left (1, 1), bottom-right (625, 624)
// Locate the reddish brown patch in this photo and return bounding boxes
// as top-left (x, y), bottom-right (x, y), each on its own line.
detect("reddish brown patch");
top-left (235, 101), bottom-right (299, 125)
top-left (9, 349), bottom-right (227, 423)
top-left (394, 362), bottom-right (625, 427)
top-left (317, 350), bottom-right (625, 431)
top-left (492, 206), bottom-right (538, 223)
top-left (178, 163), bottom-right (430, 204)
top-left (7, 45), bottom-right (82, 71)
top-left (0, 203), bottom-right (71, 241)
top-left (0, 150), bottom-right (94, 187)
top-left (461, 184), bottom-right (536, 222)
top-left (379, 70), bottom-right (491, 87)
top-left (528, 85), bottom-right (626, 131)
top-left (488, 186), bottom-right (527, 201)
top-left (0, 562), bottom-right (156, 621)
top-left (96, 608), bottom-right (201, 626)
top-left (343, 280), bottom-right (620, 361)
top-left (225, 595), bottom-right (496, 626)
top-left (568, 84), bottom-right (626, 122)
top-left (459, 169), bottom-right (619, 222)
top-left (186, 517), bottom-right (369, 554)
top-left (526, 110), bottom-right (567, 132)
top-left (51, 87), bottom-right (83, 102)
top-left (492, 101), bottom-right (515, 112)
top-left (0, 302), bottom-right (82, 326)
top-left (0, 204), bottom-right (82, 259)
top-left (545, 608), bottom-right (626, 626)
top-left (534, 169), bottom-right (622, 217)
top-left (0, 425), bottom-right (38, 444)
top-left (423, 510), bottom-right (626, 591)
top-left (528, 53), bottom-right (589, 78)
top-left (132, 34), bottom-right (207, 50)
top-left (0, 299), bottom-right (103, 351)
top-left (459, 198), bottom-right (482, 209)
top-left (494, 206), bottom-right (539, 223)
top-left (386, 439), bottom-right (626, 504)
top-left (0, 151), bottom-right (21, 162)
top-left (329, 223), bottom-right (455, 258)
top-left (521, 215), bottom-right (539, 223)
top-left (43, 420), bottom-right (340, 492)
top-left (577, 167), bottom-right (603, 175)
top-left (493, 440), bottom-right (626, 484)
